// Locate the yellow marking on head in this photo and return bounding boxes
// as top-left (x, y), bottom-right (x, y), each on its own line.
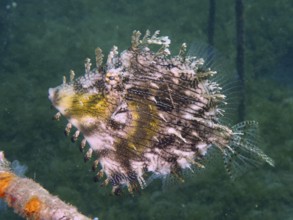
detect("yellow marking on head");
top-left (66, 93), bottom-right (112, 121)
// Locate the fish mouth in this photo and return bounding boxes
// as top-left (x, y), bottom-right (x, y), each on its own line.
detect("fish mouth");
top-left (48, 88), bottom-right (57, 103)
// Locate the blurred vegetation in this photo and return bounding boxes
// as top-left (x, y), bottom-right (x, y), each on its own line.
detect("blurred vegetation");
top-left (0, 0), bottom-right (292, 219)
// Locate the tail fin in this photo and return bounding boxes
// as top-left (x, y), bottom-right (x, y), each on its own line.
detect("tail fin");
top-left (223, 121), bottom-right (274, 179)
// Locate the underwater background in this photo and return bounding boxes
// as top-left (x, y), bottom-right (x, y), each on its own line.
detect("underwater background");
top-left (0, 0), bottom-right (292, 219)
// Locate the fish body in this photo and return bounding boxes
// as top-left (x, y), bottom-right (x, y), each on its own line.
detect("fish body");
top-left (48, 30), bottom-right (274, 194)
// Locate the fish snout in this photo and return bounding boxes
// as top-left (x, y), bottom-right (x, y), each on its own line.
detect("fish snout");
top-left (48, 88), bottom-right (56, 103)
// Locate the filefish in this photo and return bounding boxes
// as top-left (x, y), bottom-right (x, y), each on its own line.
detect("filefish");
top-left (48, 30), bottom-right (274, 195)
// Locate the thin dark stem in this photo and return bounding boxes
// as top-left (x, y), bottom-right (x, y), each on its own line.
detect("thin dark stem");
top-left (235, 0), bottom-right (245, 121)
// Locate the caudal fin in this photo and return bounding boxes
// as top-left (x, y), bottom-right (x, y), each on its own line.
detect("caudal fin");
top-left (223, 121), bottom-right (274, 179)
